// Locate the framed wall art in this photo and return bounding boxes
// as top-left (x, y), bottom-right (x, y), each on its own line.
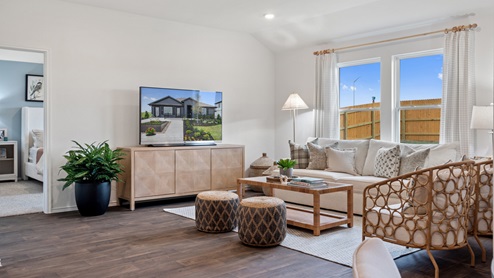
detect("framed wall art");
top-left (0, 128), bottom-right (6, 141)
top-left (26, 74), bottom-right (44, 102)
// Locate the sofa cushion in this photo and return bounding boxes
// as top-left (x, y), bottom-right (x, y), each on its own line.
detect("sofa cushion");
top-left (310, 138), bottom-right (369, 175)
top-left (289, 139), bottom-right (317, 169)
top-left (405, 141), bottom-right (460, 166)
top-left (291, 168), bottom-right (355, 182)
top-left (399, 146), bottom-right (430, 176)
top-left (335, 175), bottom-right (387, 194)
top-left (307, 141), bottom-right (338, 170)
top-left (423, 142), bottom-right (461, 167)
top-left (325, 147), bottom-right (358, 175)
top-left (374, 145), bottom-right (401, 178)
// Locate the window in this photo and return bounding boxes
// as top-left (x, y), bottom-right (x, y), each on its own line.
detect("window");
top-left (338, 59), bottom-right (381, 140)
top-left (163, 107), bottom-right (172, 115)
top-left (394, 50), bottom-right (443, 143)
top-left (337, 50), bottom-right (442, 143)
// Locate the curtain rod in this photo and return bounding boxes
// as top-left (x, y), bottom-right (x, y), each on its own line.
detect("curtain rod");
top-left (313, 23), bottom-right (478, 56)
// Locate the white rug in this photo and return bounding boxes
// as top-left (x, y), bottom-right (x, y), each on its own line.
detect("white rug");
top-left (0, 180), bottom-right (43, 217)
top-left (163, 206), bottom-right (419, 267)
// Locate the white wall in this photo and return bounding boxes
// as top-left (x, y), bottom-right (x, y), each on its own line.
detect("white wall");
top-left (0, 0), bottom-right (276, 212)
top-left (274, 8), bottom-right (494, 159)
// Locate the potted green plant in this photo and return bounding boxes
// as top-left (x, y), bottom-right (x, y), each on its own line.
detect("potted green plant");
top-left (58, 141), bottom-right (125, 216)
top-left (277, 158), bottom-right (297, 177)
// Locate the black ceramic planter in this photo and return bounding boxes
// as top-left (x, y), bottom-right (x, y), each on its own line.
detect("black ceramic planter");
top-left (75, 181), bottom-right (111, 216)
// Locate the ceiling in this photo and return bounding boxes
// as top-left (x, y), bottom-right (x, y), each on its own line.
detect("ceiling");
top-left (60, 0), bottom-right (493, 52)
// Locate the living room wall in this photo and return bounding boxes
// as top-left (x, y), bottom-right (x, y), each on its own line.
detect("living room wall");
top-left (274, 8), bottom-right (494, 159)
top-left (0, 0), bottom-right (276, 212)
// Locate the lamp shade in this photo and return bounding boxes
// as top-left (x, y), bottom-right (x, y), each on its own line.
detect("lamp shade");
top-left (471, 105), bottom-right (494, 130)
top-left (281, 93), bottom-right (309, 110)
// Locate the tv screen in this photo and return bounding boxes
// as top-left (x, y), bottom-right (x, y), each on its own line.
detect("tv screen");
top-left (139, 86), bottom-right (222, 146)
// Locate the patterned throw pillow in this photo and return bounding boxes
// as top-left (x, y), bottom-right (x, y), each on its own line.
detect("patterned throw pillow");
top-left (289, 139), bottom-right (317, 169)
top-left (307, 141), bottom-right (338, 170)
top-left (399, 148), bottom-right (430, 175)
top-left (374, 145), bottom-right (401, 178)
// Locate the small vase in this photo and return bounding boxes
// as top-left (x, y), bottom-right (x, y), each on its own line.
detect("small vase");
top-left (280, 168), bottom-right (293, 177)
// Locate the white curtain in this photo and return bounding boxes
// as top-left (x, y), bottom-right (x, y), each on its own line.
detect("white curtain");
top-left (440, 29), bottom-right (475, 156)
top-left (315, 52), bottom-right (339, 139)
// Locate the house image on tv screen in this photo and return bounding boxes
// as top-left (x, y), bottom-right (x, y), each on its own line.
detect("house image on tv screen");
top-left (140, 87), bottom-right (222, 145)
top-left (149, 96), bottom-right (216, 118)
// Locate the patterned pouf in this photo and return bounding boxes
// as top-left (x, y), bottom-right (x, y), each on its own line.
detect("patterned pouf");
top-left (195, 191), bottom-right (239, 233)
top-left (238, 196), bottom-right (287, 247)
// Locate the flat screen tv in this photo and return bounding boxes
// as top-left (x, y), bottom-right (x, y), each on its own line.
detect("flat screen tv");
top-left (139, 86), bottom-right (222, 146)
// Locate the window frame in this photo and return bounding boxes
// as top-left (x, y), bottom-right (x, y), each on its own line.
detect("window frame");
top-left (337, 57), bottom-right (381, 140)
top-left (391, 49), bottom-right (443, 142)
top-left (337, 57), bottom-right (381, 114)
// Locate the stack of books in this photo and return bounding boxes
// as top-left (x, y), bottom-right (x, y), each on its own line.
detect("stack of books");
top-left (287, 177), bottom-right (328, 189)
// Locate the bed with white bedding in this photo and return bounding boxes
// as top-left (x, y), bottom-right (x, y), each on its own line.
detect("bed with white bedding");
top-left (21, 107), bottom-right (44, 182)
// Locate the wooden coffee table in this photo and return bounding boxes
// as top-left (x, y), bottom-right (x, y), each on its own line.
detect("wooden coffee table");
top-left (237, 176), bottom-right (353, 236)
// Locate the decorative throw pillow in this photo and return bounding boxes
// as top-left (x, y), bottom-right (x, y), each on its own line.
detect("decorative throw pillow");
top-left (289, 139), bottom-right (317, 169)
top-left (307, 141), bottom-right (338, 170)
top-left (374, 145), bottom-right (401, 178)
top-left (362, 139), bottom-right (401, 176)
top-left (399, 148), bottom-right (430, 176)
top-left (325, 147), bottom-right (358, 175)
top-left (31, 129), bottom-right (44, 148)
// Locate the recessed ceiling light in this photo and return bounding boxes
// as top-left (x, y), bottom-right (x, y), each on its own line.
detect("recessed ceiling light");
top-left (264, 13), bottom-right (275, 20)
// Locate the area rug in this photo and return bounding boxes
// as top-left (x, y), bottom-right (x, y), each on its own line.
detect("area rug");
top-left (163, 206), bottom-right (419, 267)
top-left (0, 180), bottom-right (43, 217)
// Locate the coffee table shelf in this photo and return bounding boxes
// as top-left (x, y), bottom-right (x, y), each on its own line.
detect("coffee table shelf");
top-left (237, 176), bottom-right (353, 236)
top-left (286, 205), bottom-right (350, 231)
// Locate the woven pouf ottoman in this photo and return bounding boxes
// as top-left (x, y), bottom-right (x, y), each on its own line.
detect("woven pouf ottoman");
top-left (238, 196), bottom-right (287, 247)
top-left (195, 191), bottom-right (239, 233)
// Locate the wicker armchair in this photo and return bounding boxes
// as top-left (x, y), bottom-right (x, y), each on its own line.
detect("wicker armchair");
top-left (362, 160), bottom-right (475, 278)
top-left (469, 159), bottom-right (493, 262)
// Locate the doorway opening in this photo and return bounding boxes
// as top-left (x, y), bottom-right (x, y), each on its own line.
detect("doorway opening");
top-left (0, 47), bottom-right (48, 216)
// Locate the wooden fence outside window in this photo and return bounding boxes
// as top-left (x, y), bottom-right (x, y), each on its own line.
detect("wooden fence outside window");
top-left (340, 99), bottom-right (441, 144)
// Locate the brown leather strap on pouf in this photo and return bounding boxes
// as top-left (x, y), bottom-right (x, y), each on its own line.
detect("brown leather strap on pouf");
top-left (238, 196), bottom-right (287, 247)
top-left (195, 191), bottom-right (239, 233)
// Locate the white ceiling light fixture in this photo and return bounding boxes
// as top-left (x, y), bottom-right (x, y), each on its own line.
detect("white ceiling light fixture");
top-left (264, 13), bottom-right (275, 20)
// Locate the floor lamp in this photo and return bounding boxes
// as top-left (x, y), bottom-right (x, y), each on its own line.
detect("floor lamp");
top-left (470, 105), bottom-right (494, 157)
top-left (282, 93), bottom-right (309, 142)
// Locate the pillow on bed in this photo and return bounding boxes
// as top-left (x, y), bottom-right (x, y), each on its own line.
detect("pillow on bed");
top-left (31, 129), bottom-right (44, 148)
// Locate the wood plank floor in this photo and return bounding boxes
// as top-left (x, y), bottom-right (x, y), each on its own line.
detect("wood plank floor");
top-left (0, 196), bottom-right (492, 278)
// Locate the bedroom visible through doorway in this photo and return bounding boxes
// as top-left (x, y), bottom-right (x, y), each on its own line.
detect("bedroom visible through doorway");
top-left (0, 47), bottom-right (46, 216)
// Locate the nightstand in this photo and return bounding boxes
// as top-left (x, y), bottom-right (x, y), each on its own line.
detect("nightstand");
top-left (0, 141), bottom-right (18, 182)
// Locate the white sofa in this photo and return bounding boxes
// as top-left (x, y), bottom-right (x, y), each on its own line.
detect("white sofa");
top-left (271, 138), bottom-right (462, 215)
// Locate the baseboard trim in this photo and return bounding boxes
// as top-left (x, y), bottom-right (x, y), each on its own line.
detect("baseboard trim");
top-left (48, 201), bottom-right (119, 214)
